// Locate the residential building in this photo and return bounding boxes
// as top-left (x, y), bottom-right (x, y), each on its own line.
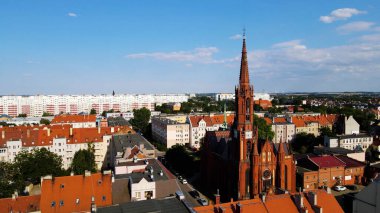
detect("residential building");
top-left (313, 146), bottom-right (365, 162)
top-left (201, 37), bottom-right (296, 202)
top-left (297, 155), bottom-right (365, 190)
top-left (0, 195), bottom-right (40, 213)
top-left (0, 125), bottom-right (121, 169)
top-left (215, 92), bottom-right (271, 101)
top-left (187, 114), bottom-right (234, 149)
top-left (324, 134), bottom-right (373, 150)
top-left (151, 117), bottom-right (189, 148)
top-left (113, 159), bottom-right (179, 202)
top-left (254, 99), bottom-right (272, 110)
top-left (265, 117), bottom-right (295, 143)
top-left (0, 94), bottom-right (189, 117)
top-left (40, 171), bottom-right (112, 213)
top-left (51, 114), bottom-right (97, 128)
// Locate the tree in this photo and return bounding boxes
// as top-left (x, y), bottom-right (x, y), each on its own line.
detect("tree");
top-left (90, 108), bottom-right (97, 115)
top-left (18, 113), bottom-right (27, 117)
top-left (71, 143), bottom-right (97, 175)
top-left (166, 144), bottom-right (198, 176)
top-left (42, 112), bottom-right (53, 117)
top-left (40, 118), bottom-right (50, 125)
top-left (291, 133), bottom-right (317, 154)
top-left (253, 115), bottom-right (274, 140)
top-left (14, 148), bottom-right (64, 184)
top-left (130, 108), bottom-right (151, 134)
top-left (317, 126), bottom-right (335, 145)
top-left (0, 162), bottom-right (23, 198)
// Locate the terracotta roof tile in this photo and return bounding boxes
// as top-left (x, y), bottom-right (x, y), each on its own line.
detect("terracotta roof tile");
top-left (40, 173), bottom-right (112, 213)
top-left (51, 114), bottom-right (97, 124)
top-left (309, 156), bottom-right (346, 168)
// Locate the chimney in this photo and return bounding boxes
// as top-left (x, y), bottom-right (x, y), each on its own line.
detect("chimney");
top-left (262, 194), bottom-right (266, 203)
top-left (84, 170), bottom-right (91, 177)
top-left (295, 193), bottom-right (304, 209)
top-left (70, 171), bottom-right (74, 176)
top-left (27, 129), bottom-right (30, 138)
top-left (125, 147), bottom-right (132, 159)
top-left (98, 127), bottom-right (101, 134)
top-left (70, 128), bottom-right (73, 136)
top-left (47, 128), bottom-right (50, 137)
top-left (236, 202), bottom-right (243, 213)
top-left (2, 130), bottom-right (5, 139)
top-left (111, 127), bottom-right (114, 133)
top-left (307, 192), bottom-right (317, 206)
top-left (91, 202), bottom-right (97, 213)
top-left (214, 189), bottom-right (220, 205)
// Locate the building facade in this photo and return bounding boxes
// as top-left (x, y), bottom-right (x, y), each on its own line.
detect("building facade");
top-left (0, 94), bottom-right (189, 117)
top-left (151, 117), bottom-right (189, 148)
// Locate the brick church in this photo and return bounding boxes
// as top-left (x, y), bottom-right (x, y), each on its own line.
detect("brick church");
top-left (201, 36), bottom-right (296, 202)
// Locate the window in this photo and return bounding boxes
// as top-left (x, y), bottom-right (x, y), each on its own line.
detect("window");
top-left (51, 201), bottom-right (56, 207)
top-left (59, 200), bottom-right (64, 206)
top-left (76, 198), bottom-right (80, 205)
top-left (102, 196), bottom-right (106, 201)
top-left (268, 152), bottom-right (271, 162)
top-left (135, 192), bottom-right (141, 199)
top-left (262, 153), bottom-right (266, 162)
top-left (60, 184), bottom-right (64, 189)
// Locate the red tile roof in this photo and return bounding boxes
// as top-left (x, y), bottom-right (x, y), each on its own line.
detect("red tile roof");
top-left (303, 190), bottom-right (344, 213)
top-left (40, 173), bottom-right (112, 213)
top-left (51, 114), bottom-right (97, 124)
top-left (0, 195), bottom-right (40, 213)
top-left (309, 156), bottom-right (346, 168)
top-left (265, 194), bottom-right (299, 212)
top-left (189, 115), bottom-right (213, 127)
top-left (0, 125), bottom-right (123, 147)
top-left (210, 114), bottom-right (234, 126)
top-left (336, 155), bottom-right (366, 168)
top-left (193, 198), bottom-right (267, 213)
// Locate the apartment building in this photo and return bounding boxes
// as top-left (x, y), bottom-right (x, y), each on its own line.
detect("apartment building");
top-left (0, 94), bottom-right (189, 117)
top-left (264, 117), bottom-right (296, 143)
top-left (151, 117), bottom-right (189, 148)
top-left (0, 125), bottom-right (124, 169)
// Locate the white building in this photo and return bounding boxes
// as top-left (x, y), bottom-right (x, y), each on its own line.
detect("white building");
top-left (0, 94), bottom-right (189, 117)
top-left (214, 93), bottom-right (271, 101)
top-left (151, 117), bottom-right (189, 148)
top-left (0, 125), bottom-right (116, 169)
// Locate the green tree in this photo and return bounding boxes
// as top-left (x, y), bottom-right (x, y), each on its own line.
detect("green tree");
top-left (90, 108), bottom-right (97, 115)
top-left (71, 144), bottom-right (97, 175)
top-left (14, 148), bottom-right (64, 184)
top-left (18, 113), bottom-right (27, 117)
top-left (42, 112), bottom-right (53, 117)
top-left (253, 115), bottom-right (274, 140)
top-left (0, 162), bottom-right (23, 198)
top-left (291, 133), bottom-right (317, 154)
top-left (166, 144), bottom-right (198, 176)
top-left (40, 118), bottom-right (50, 125)
top-left (130, 107), bottom-right (151, 134)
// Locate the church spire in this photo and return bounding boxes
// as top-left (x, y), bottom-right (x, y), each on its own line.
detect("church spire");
top-left (239, 32), bottom-right (250, 86)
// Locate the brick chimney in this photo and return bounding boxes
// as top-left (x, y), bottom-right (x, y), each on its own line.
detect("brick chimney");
top-left (70, 128), bottom-right (73, 136)
top-left (236, 202), bottom-right (243, 213)
top-left (2, 130), bottom-right (5, 139)
top-left (214, 189), bottom-right (220, 205)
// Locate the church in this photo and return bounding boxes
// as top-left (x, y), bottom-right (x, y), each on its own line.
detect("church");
top-left (201, 35), bottom-right (296, 202)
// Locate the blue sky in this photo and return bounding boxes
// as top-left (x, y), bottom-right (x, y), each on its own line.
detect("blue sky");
top-left (1, 0), bottom-right (379, 94)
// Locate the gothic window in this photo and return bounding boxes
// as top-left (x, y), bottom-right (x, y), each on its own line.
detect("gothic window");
top-left (267, 152), bottom-right (271, 162)
top-left (246, 99), bottom-right (250, 121)
top-left (262, 152), bottom-right (266, 162)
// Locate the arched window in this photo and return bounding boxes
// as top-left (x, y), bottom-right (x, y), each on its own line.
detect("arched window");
top-left (246, 99), bottom-right (250, 121)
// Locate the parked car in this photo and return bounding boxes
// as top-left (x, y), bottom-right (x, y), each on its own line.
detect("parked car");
top-left (175, 191), bottom-right (185, 200)
top-left (181, 179), bottom-right (188, 184)
top-left (178, 176), bottom-right (183, 181)
top-left (334, 185), bottom-right (347, 191)
top-left (189, 190), bottom-right (200, 198)
top-left (198, 198), bottom-right (208, 206)
top-left (345, 185), bottom-right (358, 191)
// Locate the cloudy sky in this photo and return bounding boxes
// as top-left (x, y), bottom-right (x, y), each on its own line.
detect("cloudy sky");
top-left (1, 0), bottom-right (379, 95)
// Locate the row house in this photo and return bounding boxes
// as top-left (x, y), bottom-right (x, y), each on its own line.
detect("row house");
top-left (51, 114), bottom-right (97, 128)
top-left (187, 114), bottom-right (234, 149)
top-left (0, 125), bottom-right (121, 169)
top-left (297, 155), bottom-right (365, 191)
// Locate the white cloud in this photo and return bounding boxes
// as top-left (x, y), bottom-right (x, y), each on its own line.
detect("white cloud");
top-left (337, 21), bottom-right (375, 33)
top-left (359, 34), bottom-right (380, 42)
top-left (320, 8), bottom-right (366, 23)
top-left (67, 12), bottom-right (77, 17)
top-left (229, 34), bottom-right (243, 40)
top-left (272, 40), bottom-right (306, 50)
top-left (126, 47), bottom-right (238, 64)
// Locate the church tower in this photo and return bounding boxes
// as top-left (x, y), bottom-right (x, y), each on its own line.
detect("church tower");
top-left (233, 34), bottom-right (256, 200)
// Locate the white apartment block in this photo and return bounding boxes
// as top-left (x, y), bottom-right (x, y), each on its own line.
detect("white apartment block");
top-left (0, 94), bottom-right (189, 117)
top-left (151, 117), bottom-right (189, 148)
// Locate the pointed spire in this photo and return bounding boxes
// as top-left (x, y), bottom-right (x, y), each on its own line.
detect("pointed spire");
top-left (239, 31), bottom-right (250, 85)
